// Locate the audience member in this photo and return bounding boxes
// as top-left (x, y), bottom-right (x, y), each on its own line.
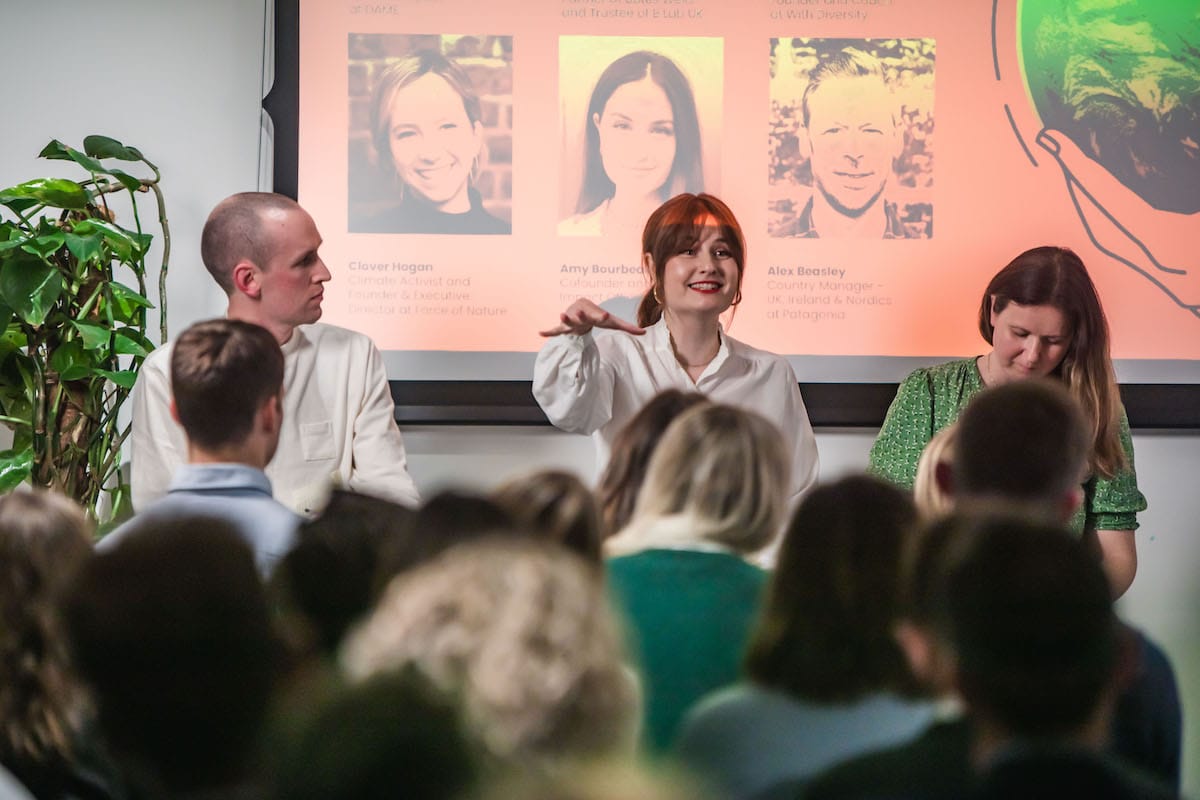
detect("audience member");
top-left (911, 423), bottom-right (957, 519)
top-left (946, 516), bottom-right (1176, 799)
top-left (803, 515), bottom-right (981, 800)
top-left (65, 517), bottom-right (280, 799)
top-left (806, 380), bottom-right (1181, 796)
top-left (132, 192), bottom-right (419, 516)
top-left (105, 318), bottom-right (300, 576)
top-left (595, 390), bottom-right (708, 537)
top-left (675, 476), bottom-right (932, 799)
top-left (473, 758), bottom-right (713, 800)
top-left (605, 403), bottom-right (789, 751)
top-left (268, 670), bottom-right (478, 800)
top-left (0, 490), bottom-right (121, 800)
top-left (270, 490), bottom-right (416, 661)
top-left (492, 469), bottom-right (603, 565)
top-left (342, 538), bottom-right (638, 767)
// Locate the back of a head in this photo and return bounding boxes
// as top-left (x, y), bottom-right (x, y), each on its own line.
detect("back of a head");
top-left (342, 538), bottom-right (637, 764)
top-left (934, 512), bottom-right (1117, 739)
top-left (492, 470), bottom-right (603, 565)
top-left (171, 318), bottom-right (284, 451)
top-left (0, 489), bottom-right (93, 768)
top-left (745, 475), bottom-right (918, 701)
top-left (913, 424), bottom-right (958, 519)
top-left (64, 516), bottom-right (277, 794)
top-left (270, 670), bottom-right (477, 800)
top-left (954, 379), bottom-right (1090, 512)
top-left (271, 490), bottom-right (416, 658)
top-left (200, 192), bottom-right (301, 293)
top-left (624, 403), bottom-right (789, 554)
top-left (596, 390), bottom-right (709, 537)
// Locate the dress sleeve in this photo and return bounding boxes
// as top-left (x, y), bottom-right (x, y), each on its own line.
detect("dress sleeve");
top-left (129, 347), bottom-right (186, 511)
top-left (1084, 407), bottom-right (1146, 531)
top-left (868, 369), bottom-right (935, 491)
top-left (532, 332), bottom-right (616, 435)
top-left (346, 340), bottom-right (421, 507)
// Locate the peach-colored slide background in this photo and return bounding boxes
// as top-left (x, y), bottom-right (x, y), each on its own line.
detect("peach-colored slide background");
top-left (298, 0), bottom-right (1199, 361)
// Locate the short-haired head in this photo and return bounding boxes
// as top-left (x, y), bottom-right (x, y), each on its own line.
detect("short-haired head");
top-left (636, 193), bottom-right (746, 327)
top-left (616, 403), bottom-right (789, 555)
top-left (577, 50), bottom-right (704, 216)
top-left (953, 379), bottom-right (1090, 515)
top-left (745, 475), bottom-right (918, 701)
top-left (370, 50), bottom-right (482, 178)
top-left (596, 389), bottom-right (709, 536)
top-left (932, 512), bottom-right (1117, 738)
top-left (170, 318), bottom-right (284, 451)
top-left (200, 192), bottom-right (303, 293)
top-left (801, 47), bottom-right (895, 129)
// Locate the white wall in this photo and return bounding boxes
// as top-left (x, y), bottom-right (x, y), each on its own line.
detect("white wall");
top-left (8, 2), bottom-right (1198, 795)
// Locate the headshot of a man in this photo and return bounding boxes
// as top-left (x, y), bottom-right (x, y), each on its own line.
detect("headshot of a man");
top-left (779, 48), bottom-right (919, 239)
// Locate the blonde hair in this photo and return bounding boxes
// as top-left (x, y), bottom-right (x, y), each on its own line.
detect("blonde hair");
top-left (341, 539), bottom-right (637, 764)
top-left (610, 404), bottom-right (789, 555)
top-left (491, 470), bottom-right (603, 565)
top-left (913, 424), bottom-right (958, 520)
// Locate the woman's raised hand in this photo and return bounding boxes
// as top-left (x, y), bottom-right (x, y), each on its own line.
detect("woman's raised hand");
top-left (539, 298), bottom-right (645, 337)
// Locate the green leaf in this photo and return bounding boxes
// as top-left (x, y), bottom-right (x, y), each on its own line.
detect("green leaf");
top-left (65, 231), bottom-right (104, 265)
top-left (70, 320), bottom-right (110, 351)
top-left (113, 331), bottom-right (148, 357)
top-left (0, 178), bottom-right (89, 210)
top-left (83, 135), bottom-right (142, 162)
top-left (38, 139), bottom-right (74, 161)
top-left (107, 282), bottom-right (153, 320)
top-left (0, 254), bottom-right (63, 325)
top-left (94, 368), bottom-right (137, 389)
top-left (50, 340), bottom-right (92, 381)
top-left (0, 446), bottom-right (32, 492)
top-left (83, 219), bottom-right (142, 262)
top-left (38, 140), bottom-right (109, 175)
top-left (20, 231), bottom-right (65, 260)
top-left (106, 169), bottom-right (143, 193)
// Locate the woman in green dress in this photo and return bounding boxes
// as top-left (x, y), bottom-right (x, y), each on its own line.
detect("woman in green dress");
top-left (869, 245), bottom-right (1145, 597)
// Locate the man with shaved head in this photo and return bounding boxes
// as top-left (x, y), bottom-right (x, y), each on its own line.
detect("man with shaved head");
top-left (131, 192), bottom-right (419, 515)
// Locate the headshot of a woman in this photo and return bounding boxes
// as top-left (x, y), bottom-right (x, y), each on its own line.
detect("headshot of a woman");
top-left (352, 50), bottom-right (510, 235)
top-left (559, 50), bottom-right (705, 238)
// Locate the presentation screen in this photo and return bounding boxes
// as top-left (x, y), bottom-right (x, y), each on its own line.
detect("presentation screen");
top-left (294, 0), bottom-right (1200, 383)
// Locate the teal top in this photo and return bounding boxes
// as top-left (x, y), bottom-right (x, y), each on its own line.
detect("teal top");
top-left (606, 548), bottom-right (767, 753)
top-left (868, 358), bottom-right (1146, 532)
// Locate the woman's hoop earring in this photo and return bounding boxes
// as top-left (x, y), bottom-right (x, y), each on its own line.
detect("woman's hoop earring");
top-left (653, 284), bottom-right (663, 304)
top-left (733, 289), bottom-right (743, 305)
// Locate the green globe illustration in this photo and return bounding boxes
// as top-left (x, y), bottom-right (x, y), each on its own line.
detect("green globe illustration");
top-left (1019, 0), bottom-right (1200, 213)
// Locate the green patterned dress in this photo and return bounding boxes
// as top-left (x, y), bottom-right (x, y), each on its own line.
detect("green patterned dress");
top-left (868, 358), bottom-right (1146, 532)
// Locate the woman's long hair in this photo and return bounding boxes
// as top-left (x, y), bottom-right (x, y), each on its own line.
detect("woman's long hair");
top-left (576, 51), bottom-right (704, 216)
top-left (0, 489), bottom-right (94, 769)
top-left (744, 476), bottom-right (918, 702)
top-left (978, 246), bottom-right (1125, 477)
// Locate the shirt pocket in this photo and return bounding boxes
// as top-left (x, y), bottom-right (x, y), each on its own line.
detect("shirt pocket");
top-left (299, 421), bottom-right (336, 461)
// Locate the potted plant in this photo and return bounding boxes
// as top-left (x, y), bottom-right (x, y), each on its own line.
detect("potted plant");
top-left (0, 136), bottom-right (169, 522)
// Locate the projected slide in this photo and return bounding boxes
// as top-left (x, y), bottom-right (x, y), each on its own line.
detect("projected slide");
top-left (297, 0), bottom-right (1200, 379)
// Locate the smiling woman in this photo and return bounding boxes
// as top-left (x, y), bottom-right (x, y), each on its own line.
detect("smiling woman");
top-left (535, 193), bottom-right (819, 511)
top-left (350, 48), bottom-right (511, 235)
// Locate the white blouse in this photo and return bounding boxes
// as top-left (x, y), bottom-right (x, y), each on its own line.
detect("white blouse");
top-left (533, 318), bottom-right (819, 503)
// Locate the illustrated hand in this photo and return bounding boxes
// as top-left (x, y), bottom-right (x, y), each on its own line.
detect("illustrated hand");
top-left (1036, 129), bottom-right (1200, 314)
top-left (538, 298), bottom-right (645, 337)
